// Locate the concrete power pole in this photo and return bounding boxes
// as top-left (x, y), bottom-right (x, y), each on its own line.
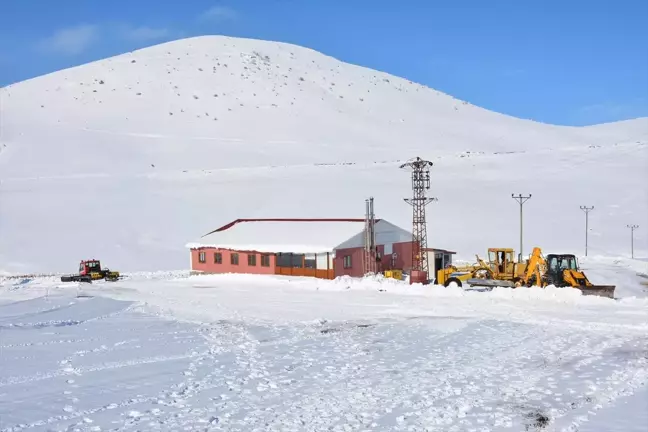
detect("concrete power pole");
top-left (627, 224), bottom-right (639, 259)
top-left (580, 206), bottom-right (594, 256)
top-left (511, 194), bottom-right (532, 262)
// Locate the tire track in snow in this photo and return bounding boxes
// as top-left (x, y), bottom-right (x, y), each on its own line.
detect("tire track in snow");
top-left (0, 394), bottom-right (161, 432)
top-left (238, 320), bottom-right (646, 432)
top-left (103, 318), bottom-right (647, 431)
top-left (0, 351), bottom-right (208, 387)
top-left (105, 320), bottom-right (269, 431)
top-left (260, 319), bottom-right (535, 431)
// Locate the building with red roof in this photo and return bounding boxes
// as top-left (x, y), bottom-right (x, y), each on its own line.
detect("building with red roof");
top-left (186, 218), bottom-right (455, 280)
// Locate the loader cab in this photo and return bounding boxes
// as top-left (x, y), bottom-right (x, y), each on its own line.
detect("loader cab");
top-left (487, 248), bottom-right (515, 275)
top-left (546, 254), bottom-right (579, 285)
top-left (547, 254), bottom-right (579, 272)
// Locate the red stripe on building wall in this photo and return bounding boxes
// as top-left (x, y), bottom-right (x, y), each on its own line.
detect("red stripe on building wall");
top-left (201, 218), bottom-right (379, 237)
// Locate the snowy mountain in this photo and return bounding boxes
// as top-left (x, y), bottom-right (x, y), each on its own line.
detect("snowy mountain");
top-left (0, 35), bottom-right (647, 274)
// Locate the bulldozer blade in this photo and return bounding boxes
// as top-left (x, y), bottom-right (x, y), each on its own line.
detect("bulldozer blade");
top-left (577, 285), bottom-right (616, 299)
top-left (466, 278), bottom-right (516, 288)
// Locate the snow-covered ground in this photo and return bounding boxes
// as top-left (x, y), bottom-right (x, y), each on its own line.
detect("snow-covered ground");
top-left (1, 266), bottom-right (647, 432)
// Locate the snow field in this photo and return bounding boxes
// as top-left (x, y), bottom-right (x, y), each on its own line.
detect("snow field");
top-left (1, 140), bottom-right (646, 274)
top-left (0, 274), bottom-right (646, 431)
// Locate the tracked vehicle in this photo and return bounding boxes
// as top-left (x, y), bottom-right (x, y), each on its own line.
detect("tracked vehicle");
top-left (60, 260), bottom-right (120, 283)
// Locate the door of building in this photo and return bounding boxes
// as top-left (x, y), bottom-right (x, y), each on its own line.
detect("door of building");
top-left (434, 253), bottom-right (443, 276)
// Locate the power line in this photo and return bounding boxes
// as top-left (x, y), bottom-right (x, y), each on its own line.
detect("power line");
top-left (511, 194), bottom-right (532, 262)
top-left (580, 206), bottom-right (594, 256)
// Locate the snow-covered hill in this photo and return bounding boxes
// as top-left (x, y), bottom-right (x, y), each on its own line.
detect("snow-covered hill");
top-left (0, 35), bottom-right (647, 274)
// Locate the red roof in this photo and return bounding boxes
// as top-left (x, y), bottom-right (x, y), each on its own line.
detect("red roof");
top-left (423, 247), bottom-right (457, 254)
top-left (201, 218), bottom-right (379, 238)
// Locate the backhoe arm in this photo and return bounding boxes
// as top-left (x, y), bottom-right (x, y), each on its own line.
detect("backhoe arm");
top-left (522, 247), bottom-right (546, 287)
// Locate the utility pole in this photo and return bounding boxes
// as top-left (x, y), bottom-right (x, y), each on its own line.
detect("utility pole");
top-left (580, 206), bottom-right (594, 256)
top-left (511, 194), bottom-right (532, 262)
top-left (627, 224), bottom-right (639, 259)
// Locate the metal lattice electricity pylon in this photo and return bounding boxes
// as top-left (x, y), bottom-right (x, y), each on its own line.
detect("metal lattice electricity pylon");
top-left (401, 157), bottom-right (437, 275)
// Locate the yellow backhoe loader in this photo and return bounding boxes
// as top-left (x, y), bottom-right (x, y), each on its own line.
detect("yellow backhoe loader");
top-left (520, 247), bottom-right (615, 298)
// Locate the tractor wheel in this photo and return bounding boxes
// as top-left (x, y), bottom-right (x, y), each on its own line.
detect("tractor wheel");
top-left (444, 277), bottom-right (463, 288)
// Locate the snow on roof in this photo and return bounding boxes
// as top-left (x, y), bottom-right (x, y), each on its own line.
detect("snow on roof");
top-left (186, 219), bottom-right (371, 254)
top-left (186, 219), bottom-right (458, 255)
top-left (333, 220), bottom-right (413, 250)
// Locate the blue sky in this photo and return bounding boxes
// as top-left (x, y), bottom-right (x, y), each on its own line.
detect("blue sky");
top-left (1, 0), bottom-right (646, 126)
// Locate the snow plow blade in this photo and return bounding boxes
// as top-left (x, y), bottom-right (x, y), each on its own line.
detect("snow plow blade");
top-left (577, 285), bottom-right (615, 299)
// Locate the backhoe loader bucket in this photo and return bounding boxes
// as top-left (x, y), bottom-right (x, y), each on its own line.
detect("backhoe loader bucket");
top-left (562, 268), bottom-right (615, 299)
top-left (576, 285), bottom-right (616, 299)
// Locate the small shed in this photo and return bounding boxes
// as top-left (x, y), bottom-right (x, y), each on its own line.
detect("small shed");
top-left (424, 248), bottom-right (456, 280)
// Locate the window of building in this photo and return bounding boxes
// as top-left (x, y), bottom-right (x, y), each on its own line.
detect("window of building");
top-left (384, 243), bottom-right (393, 255)
top-left (316, 253), bottom-right (329, 270)
top-left (198, 251), bottom-right (206, 263)
top-left (291, 254), bottom-right (304, 268)
top-left (261, 254), bottom-right (271, 267)
top-left (248, 254), bottom-right (257, 266)
top-left (276, 253), bottom-right (291, 267)
top-left (214, 252), bottom-right (222, 264)
top-left (231, 253), bottom-right (239, 265)
top-left (343, 255), bottom-right (352, 269)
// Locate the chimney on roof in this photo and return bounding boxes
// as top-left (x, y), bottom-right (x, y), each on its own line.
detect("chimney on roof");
top-left (363, 197), bottom-right (377, 276)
